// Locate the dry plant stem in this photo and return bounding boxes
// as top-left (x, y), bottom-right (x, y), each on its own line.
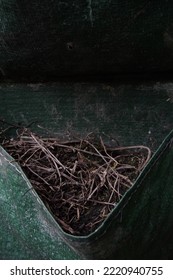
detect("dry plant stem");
top-left (30, 133), bottom-right (63, 182)
top-left (27, 166), bottom-right (50, 186)
top-left (24, 148), bottom-right (41, 163)
top-left (110, 145), bottom-right (151, 169)
top-left (108, 176), bottom-right (119, 203)
top-left (89, 199), bottom-right (115, 206)
top-left (52, 141), bottom-right (111, 160)
top-left (100, 136), bottom-right (118, 167)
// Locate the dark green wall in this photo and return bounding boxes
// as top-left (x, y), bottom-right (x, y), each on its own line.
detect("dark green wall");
top-left (0, 1), bottom-right (173, 81)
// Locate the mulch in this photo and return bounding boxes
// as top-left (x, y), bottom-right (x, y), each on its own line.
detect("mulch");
top-left (1, 128), bottom-right (151, 235)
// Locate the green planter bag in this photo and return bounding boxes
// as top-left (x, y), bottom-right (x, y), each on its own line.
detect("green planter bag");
top-left (0, 82), bottom-right (173, 259)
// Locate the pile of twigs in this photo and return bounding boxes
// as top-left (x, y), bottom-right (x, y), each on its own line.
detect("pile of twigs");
top-left (2, 129), bottom-right (151, 235)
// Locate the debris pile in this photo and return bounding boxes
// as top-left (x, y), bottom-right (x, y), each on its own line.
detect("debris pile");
top-left (2, 129), bottom-right (151, 235)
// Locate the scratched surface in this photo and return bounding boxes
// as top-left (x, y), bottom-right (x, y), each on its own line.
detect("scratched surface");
top-left (0, 1), bottom-right (173, 80)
